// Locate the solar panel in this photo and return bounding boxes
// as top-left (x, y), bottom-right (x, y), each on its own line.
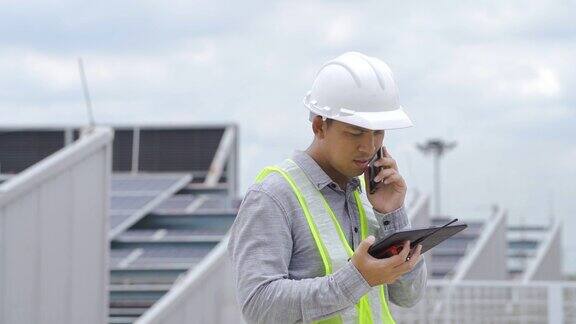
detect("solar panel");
top-left (198, 196), bottom-right (231, 210)
top-left (109, 243), bottom-right (216, 269)
top-left (138, 128), bottom-right (224, 172)
top-left (109, 173), bottom-right (192, 239)
top-left (112, 175), bottom-right (190, 193)
top-left (151, 193), bottom-right (240, 214)
top-left (151, 194), bottom-right (197, 213)
top-left (110, 211), bottom-right (135, 229)
top-left (119, 228), bottom-right (228, 239)
top-left (141, 244), bottom-right (215, 258)
top-left (111, 196), bottom-right (158, 210)
top-left (111, 130), bottom-right (133, 172)
top-left (0, 130), bottom-right (65, 173)
top-left (189, 195), bottom-right (241, 214)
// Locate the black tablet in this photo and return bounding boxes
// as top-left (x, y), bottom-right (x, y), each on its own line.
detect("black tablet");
top-left (367, 223), bottom-right (468, 259)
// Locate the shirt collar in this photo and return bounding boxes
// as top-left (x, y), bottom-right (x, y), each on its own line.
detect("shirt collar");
top-left (291, 150), bottom-right (361, 192)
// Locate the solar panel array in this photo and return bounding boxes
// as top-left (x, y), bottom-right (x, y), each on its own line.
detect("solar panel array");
top-left (0, 130), bottom-right (65, 174)
top-left (109, 187), bottom-right (239, 324)
top-left (109, 174), bottom-right (192, 239)
top-left (138, 128), bottom-right (224, 172)
top-left (1, 126), bottom-right (226, 175)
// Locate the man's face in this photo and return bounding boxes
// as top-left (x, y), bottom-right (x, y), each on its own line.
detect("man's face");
top-left (322, 119), bottom-right (385, 178)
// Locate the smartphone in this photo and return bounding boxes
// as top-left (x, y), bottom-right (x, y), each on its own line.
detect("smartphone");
top-left (367, 147), bottom-right (383, 194)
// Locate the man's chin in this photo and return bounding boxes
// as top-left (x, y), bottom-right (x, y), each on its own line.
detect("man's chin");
top-left (348, 169), bottom-right (365, 178)
top-left (355, 163), bottom-right (369, 174)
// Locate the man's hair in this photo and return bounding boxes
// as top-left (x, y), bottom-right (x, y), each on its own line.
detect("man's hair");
top-left (309, 112), bottom-right (333, 127)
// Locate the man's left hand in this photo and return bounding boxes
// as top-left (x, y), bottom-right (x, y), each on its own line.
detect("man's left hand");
top-left (363, 146), bottom-right (407, 214)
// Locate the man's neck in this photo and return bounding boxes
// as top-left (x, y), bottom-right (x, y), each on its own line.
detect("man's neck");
top-left (305, 146), bottom-right (350, 190)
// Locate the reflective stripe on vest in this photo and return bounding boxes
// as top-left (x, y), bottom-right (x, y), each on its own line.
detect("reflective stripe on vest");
top-left (255, 159), bottom-right (395, 324)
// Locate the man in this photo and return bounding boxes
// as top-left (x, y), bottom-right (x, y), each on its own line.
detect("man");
top-left (228, 52), bottom-right (427, 324)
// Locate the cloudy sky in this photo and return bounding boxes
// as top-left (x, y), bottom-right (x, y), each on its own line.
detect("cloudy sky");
top-left (1, 0), bottom-right (575, 273)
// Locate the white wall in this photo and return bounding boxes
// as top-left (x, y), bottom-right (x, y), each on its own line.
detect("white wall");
top-left (0, 127), bottom-right (113, 324)
top-left (524, 220), bottom-right (563, 282)
top-left (454, 209), bottom-right (508, 281)
top-left (408, 192), bottom-right (430, 229)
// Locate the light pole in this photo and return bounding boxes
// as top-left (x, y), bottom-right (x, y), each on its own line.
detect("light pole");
top-left (416, 139), bottom-right (457, 216)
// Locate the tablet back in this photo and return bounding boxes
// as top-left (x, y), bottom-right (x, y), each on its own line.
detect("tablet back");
top-left (368, 224), bottom-right (468, 259)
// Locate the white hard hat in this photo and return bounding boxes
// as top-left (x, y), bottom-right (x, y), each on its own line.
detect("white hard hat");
top-left (304, 52), bottom-right (413, 130)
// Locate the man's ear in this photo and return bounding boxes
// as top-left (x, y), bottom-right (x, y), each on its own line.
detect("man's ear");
top-left (312, 115), bottom-right (327, 139)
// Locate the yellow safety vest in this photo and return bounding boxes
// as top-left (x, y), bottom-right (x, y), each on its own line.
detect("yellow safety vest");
top-left (255, 159), bottom-right (395, 324)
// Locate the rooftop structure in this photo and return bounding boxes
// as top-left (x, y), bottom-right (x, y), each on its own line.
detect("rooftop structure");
top-left (1, 125), bottom-right (241, 324)
top-left (0, 125), bottom-right (570, 323)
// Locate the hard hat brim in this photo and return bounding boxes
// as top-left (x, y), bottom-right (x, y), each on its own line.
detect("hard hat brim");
top-left (335, 106), bottom-right (413, 130)
top-left (304, 91), bottom-right (413, 130)
top-left (307, 105), bottom-right (413, 131)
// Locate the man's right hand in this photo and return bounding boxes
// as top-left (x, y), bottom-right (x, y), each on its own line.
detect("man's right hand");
top-left (351, 236), bottom-right (423, 286)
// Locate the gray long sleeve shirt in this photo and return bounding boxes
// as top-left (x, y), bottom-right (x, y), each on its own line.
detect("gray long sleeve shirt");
top-left (227, 150), bottom-right (427, 324)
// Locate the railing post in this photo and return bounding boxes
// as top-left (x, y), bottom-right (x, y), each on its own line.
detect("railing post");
top-left (547, 284), bottom-right (563, 323)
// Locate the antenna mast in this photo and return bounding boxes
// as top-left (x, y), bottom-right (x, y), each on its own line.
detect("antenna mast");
top-left (78, 57), bottom-right (96, 136)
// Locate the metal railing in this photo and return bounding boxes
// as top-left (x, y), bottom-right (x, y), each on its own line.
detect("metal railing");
top-left (0, 127), bottom-right (113, 324)
top-left (392, 280), bottom-right (576, 323)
